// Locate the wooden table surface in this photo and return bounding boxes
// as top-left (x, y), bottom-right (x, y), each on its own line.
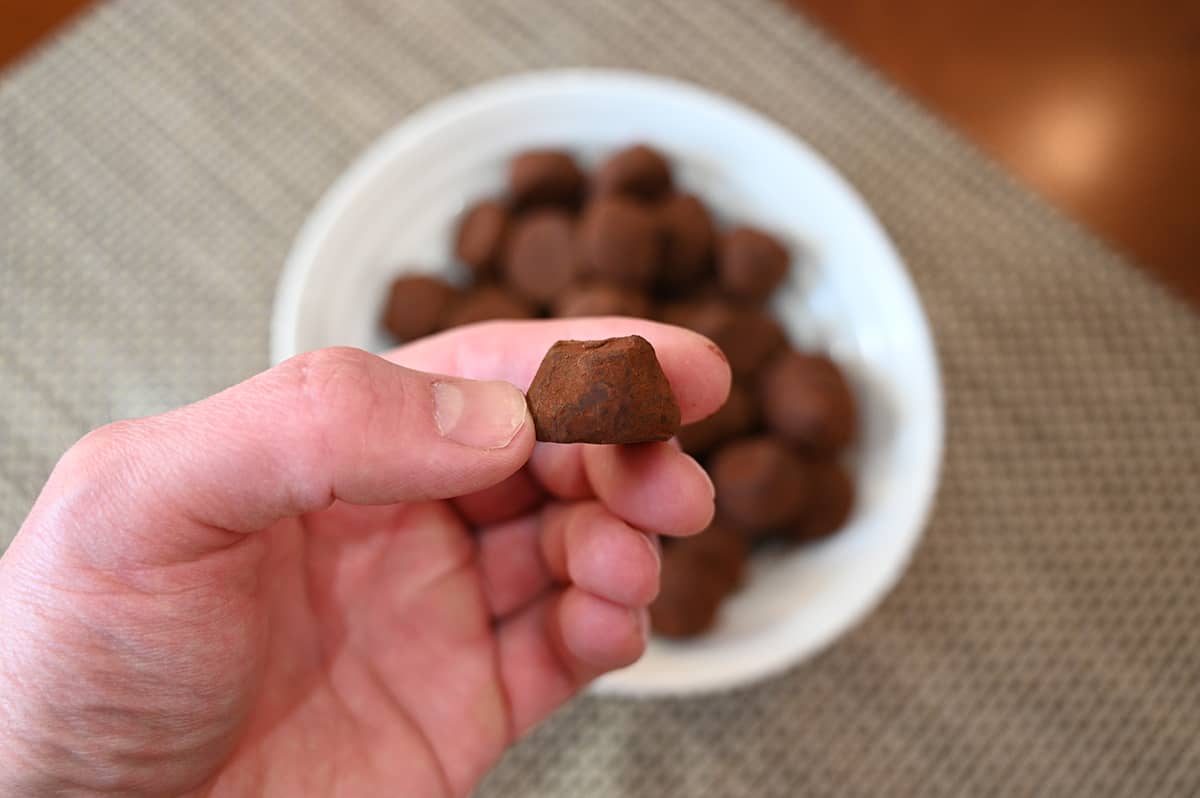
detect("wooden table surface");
top-left (792, 0), bottom-right (1200, 307)
top-left (3, 0), bottom-right (1197, 307)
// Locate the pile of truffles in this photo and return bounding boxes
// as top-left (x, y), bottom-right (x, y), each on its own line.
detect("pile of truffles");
top-left (381, 144), bottom-right (859, 639)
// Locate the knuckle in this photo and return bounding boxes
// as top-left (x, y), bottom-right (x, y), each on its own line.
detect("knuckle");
top-left (272, 348), bottom-right (400, 498)
top-left (280, 347), bottom-right (389, 420)
top-left (59, 420), bottom-right (143, 478)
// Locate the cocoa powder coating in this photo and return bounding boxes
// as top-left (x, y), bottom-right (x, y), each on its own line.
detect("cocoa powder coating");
top-left (577, 197), bottom-right (662, 290)
top-left (718, 226), bottom-right (789, 302)
top-left (676, 381), bottom-right (759, 456)
top-left (502, 210), bottom-right (579, 305)
top-left (454, 199), bottom-right (509, 278)
top-left (657, 193), bottom-right (716, 293)
top-left (760, 350), bottom-right (858, 455)
top-left (383, 275), bottom-right (459, 341)
top-left (509, 150), bottom-right (585, 209)
top-left (441, 284), bottom-right (535, 329)
top-left (552, 283), bottom-right (653, 319)
top-left (709, 436), bottom-right (813, 533)
top-left (525, 335), bottom-right (681, 444)
top-left (593, 144), bottom-right (672, 202)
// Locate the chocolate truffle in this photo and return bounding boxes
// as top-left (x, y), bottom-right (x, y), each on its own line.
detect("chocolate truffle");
top-left (718, 226), bottom-right (789, 303)
top-left (657, 293), bottom-right (729, 335)
top-left (760, 351), bottom-right (858, 455)
top-left (577, 197), bottom-right (661, 290)
top-left (793, 461), bottom-right (855, 542)
top-left (676, 381), bottom-right (759, 456)
top-left (502, 210), bottom-right (578, 305)
top-left (670, 520), bottom-right (749, 593)
top-left (509, 150), bottom-right (585, 209)
top-left (658, 298), bottom-right (787, 379)
top-left (722, 310), bottom-right (788, 380)
top-left (649, 545), bottom-right (728, 638)
top-left (709, 436), bottom-right (813, 533)
top-left (526, 335), bottom-right (681, 444)
top-left (382, 274), bottom-right (459, 342)
top-left (441, 284), bottom-right (535, 329)
top-left (593, 144), bottom-right (672, 201)
top-left (454, 199), bottom-right (509, 278)
top-left (657, 193), bottom-right (716, 293)
top-left (552, 283), bottom-right (652, 319)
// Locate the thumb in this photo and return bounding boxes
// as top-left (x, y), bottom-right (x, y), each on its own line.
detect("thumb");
top-left (28, 347), bottom-right (534, 554)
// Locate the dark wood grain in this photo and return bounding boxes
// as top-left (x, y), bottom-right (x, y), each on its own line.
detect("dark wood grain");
top-left (790, 0), bottom-right (1200, 306)
top-left (0, 0), bottom-right (94, 69)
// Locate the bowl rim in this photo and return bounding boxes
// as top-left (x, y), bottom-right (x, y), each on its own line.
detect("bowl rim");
top-left (272, 68), bottom-right (944, 696)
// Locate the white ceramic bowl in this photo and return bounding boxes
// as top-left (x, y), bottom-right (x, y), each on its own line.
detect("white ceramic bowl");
top-left (273, 69), bottom-right (943, 696)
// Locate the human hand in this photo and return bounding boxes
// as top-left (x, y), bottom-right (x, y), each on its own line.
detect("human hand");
top-left (0, 319), bottom-right (728, 797)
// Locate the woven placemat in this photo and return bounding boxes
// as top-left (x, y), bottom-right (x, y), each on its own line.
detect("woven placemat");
top-left (2, 2), bottom-right (1199, 795)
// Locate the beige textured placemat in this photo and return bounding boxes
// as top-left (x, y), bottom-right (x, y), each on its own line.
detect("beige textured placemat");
top-left (2, 2), bottom-right (1199, 795)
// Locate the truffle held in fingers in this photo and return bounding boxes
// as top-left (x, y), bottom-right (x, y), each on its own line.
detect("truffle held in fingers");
top-left (525, 335), bottom-right (681, 444)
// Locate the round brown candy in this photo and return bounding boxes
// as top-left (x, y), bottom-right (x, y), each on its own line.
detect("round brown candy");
top-left (552, 283), bottom-right (652, 319)
top-left (649, 545), bottom-right (728, 639)
top-left (502, 210), bottom-right (579, 305)
top-left (676, 381), bottom-right (759, 456)
top-left (441, 284), bottom-right (535, 329)
top-left (509, 150), bottom-right (585, 209)
top-left (760, 351), bottom-right (858, 455)
top-left (709, 436), bottom-right (813, 533)
top-left (525, 336), bottom-right (681, 444)
top-left (718, 226), bottom-right (789, 303)
top-left (656, 293), bottom-right (728, 334)
top-left (577, 197), bottom-right (661, 290)
top-left (593, 144), bottom-right (672, 202)
top-left (658, 297), bottom-right (786, 379)
top-left (722, 311), bottom-right (788, 380)
top-left (793, 461), bottom-right (856, 542)
top-left (657, 193), bottom-right (716, 293)
top-left (670, 520), bottom-right (749, 593)
top-left (382, 274), bottom-right (459, 342)
top-left (454, 199), bottom-right (509, 279)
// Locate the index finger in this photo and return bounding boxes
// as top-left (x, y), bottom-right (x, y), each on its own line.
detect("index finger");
top-left (384, 318), bottom-right (731, 425)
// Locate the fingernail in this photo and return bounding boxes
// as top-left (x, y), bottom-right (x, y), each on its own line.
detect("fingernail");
top-left (432, 379), bottom-right (528, 450)
top-left (687, 453), bottom-right (716, 501)
top-left (642, 532), bottom-right (662, 570)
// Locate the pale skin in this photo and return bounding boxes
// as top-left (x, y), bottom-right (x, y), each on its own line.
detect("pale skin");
top-left (0, 319), bottom-right (729, 797)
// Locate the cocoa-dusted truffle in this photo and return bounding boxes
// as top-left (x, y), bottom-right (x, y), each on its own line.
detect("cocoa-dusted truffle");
top-left (577, 197), bottom-right (661, 290)
top-left (502, 210), bottom-right (578, 305)
top-left (509, 150), bottom-right (585, 209)
top-left (657, 293), bottom-right (729, 334)
top-left (441, 284), bottom-right (535, 329)
top-left (760, 351), bottom-right (857, 455)
top-left (722, 310), bottom-right (788, 380)
top-left (658, 193), bottom-right (716, 293)
top-left (669, 520), bottom-right (749, 593)
top-left (649, 544), bottom-right (728, 638)
top-left (454, 199), bottom-right (509, 279)
top-left (793, 461), bottom-right (855, 542)
top-left (593, 144), bottom-right (672, 201)
top-left (552, 283), bottom-right (652, 319)
top-left (526, 335), bottom-right (681, 444)
top-left (382, 274), bottom-right (459, 341)
top-left (676, 381), bottom-right (759, 456)
top-left (659, 297), bottom-right (787, 379)
top-left (709, 436), bottom-right (813, 533)
top-left (718, 226), bottom-right (789, 302)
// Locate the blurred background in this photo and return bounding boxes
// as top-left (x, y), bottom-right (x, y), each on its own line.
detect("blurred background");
top-left (4, 0), bottom-right (1198, 304)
